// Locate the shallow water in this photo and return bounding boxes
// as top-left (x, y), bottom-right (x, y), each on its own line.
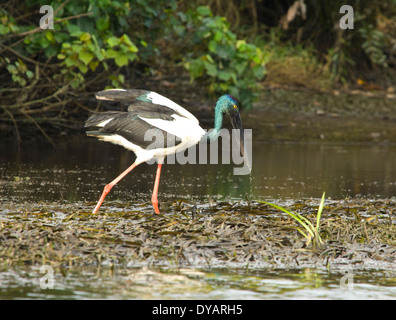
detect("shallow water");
top-left (1, 138), bottom-right (396, 299)
top-left (0, 266), bottom-right (395, 300)
top-left (1, 138), bottom-right (396, 203)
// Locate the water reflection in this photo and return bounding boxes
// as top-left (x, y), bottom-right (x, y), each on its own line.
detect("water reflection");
top-left (250, 143), bottom-right (396, 199)
top-left (1, 138), bottom-right (396, 203)
top-left (0, 266), bottom-right (395, 299)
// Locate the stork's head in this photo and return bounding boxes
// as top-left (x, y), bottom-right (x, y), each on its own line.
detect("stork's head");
top-left (215, 94), bottom-right (251, 173)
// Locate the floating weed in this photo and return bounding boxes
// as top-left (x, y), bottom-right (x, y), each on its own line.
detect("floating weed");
top-left (259, 192), bottom-right (325, 248)
top-left (1, 197), bottom-right (396, 269)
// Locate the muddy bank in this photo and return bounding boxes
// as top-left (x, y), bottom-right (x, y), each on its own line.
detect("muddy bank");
top-left (1, 198), bottom-right (395, 272)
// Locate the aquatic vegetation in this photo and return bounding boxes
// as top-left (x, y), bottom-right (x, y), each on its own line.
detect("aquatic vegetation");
top-left (1, 197), bottom-right (396, 273)
top-left (259, 193), bottom-right (325, 248)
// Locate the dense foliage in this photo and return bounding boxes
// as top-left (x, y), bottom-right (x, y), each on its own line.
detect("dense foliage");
top-left (1, 0), bottom-right (395, 141)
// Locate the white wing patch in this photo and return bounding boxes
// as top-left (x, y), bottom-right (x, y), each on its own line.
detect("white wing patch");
top-left (95, 89), bottom-right (126, 101)
top-left (96, 118), bottom-right (114, 127)
top-left (146, 92), bottom-right (199, 124)
top-left (139, 114), bottom-right (205, 141)
top-left (138, 114), bottom-right (205, 161)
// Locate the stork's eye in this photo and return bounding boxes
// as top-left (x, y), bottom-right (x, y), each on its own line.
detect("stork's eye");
top-left (233, 105), bottom-right (237, 109)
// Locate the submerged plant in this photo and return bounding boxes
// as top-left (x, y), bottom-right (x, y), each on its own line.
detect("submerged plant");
top-left (260, 192), bottom-right (325, 248)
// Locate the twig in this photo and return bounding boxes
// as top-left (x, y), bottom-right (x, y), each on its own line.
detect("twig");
top-left (18, 12), bottom-right (94, 37)
top-left (0, 43), bottom-right (46, 66)
top-left (1, 83), bottom-right (70, 110)
top-left (54, 0), bottom-right (71, 16)
top-left (74, 101), bottom-right (95, 112)
top-left (20, 99), bottom-right (72, 115)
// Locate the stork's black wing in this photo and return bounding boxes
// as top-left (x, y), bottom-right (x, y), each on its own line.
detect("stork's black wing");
top-left (85, 89), bottom-right (184, 149)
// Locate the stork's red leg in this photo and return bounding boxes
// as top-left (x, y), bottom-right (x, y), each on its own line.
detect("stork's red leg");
top-left (151, 163), bottom-right (162, 214)
top-left (92, 162), bottom-right (138, 214)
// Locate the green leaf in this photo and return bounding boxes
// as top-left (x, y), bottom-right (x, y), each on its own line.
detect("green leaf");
top-left (12, 75), bottom-right (26, 86)
top-left (107, 36), bottom-right (120, 47)
top-left (71, 44), bottom-right (83, 53)
top-left (64, 56), bottom-right (77, 67)
top-left (120, 35), bottom-right (138, 53)
top-left (217, 70), bottom-right (233, 81)
top-left (105, 49), bottom-right (117, 59)
top-left (96, 16), bottom-right (110, 31)
top-left (25, 70), bottom-right (34, 79)
top-left (196, 6), bottom-right (212, 17)
top-left (234, 61), bottom-right (247, 75)
top-left (96, 49), bottom-right (105, 61)
top-left (204, 60), bottom-right (217, 77)
top-left (208, 40), bottom-right (217, 53)
top-left (7, 64), bottom-right (17, 74)
top-left (252, 66), bottom-right (265, 80)
top-left (120, 34), bottom-right (133, 46)
top-left (0, 24), bottom-right (9, 35)
top-left (260, 201), bottom-right (315, 239)
top-left (114, 54), bottom-right (128, 67)
top-left (204, 54), bottom-right (214, 64)
top-left (185, 60), bottom-right (204, 79)
top-left (219, 82), bottom-right (229, 91)
top-left (126, 52), bottom-right (136, 61)
top-left (236, 40), bottom-right (246, 50)
top-left (44, 46), bottom-right (57, 58)
top-left (89, 60), bottom-right (100, 71)
top-left (316, 192), bottom-right (325, 232)
top-left (79, 32), bottom-right (91, 42)
top-left (78, 63), bottom-right (88, 74)
top-left (67, 24), bottom-right (82, 37)
top-left (79, 51), bottom-right (94, 65)
top-left (86, 42), bottom-right (95, 52)
top-left (45, 31), bottom-right (55, 43)
top-left (213, 30), bottom-right (223, 42)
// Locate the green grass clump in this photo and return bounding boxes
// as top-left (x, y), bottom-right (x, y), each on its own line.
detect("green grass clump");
top-left (260, 192), bottom-right (325, 248)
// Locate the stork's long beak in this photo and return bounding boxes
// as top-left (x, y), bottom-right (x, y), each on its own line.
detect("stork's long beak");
top-left (230, 111), bottom-right (252, 173)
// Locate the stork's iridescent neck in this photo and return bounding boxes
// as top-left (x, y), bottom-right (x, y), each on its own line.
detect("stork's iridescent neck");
top-left (206, 95), bottom-right (238, 142)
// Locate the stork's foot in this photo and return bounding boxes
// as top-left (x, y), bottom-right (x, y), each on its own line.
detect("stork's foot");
top-left (92, 183), bottom-right (113, 214)
top-left (152, 198), bottom-right (160, 214)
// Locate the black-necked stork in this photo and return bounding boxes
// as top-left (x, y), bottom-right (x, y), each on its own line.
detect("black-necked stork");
top-left (85, 89), bottom-right (249, 214)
